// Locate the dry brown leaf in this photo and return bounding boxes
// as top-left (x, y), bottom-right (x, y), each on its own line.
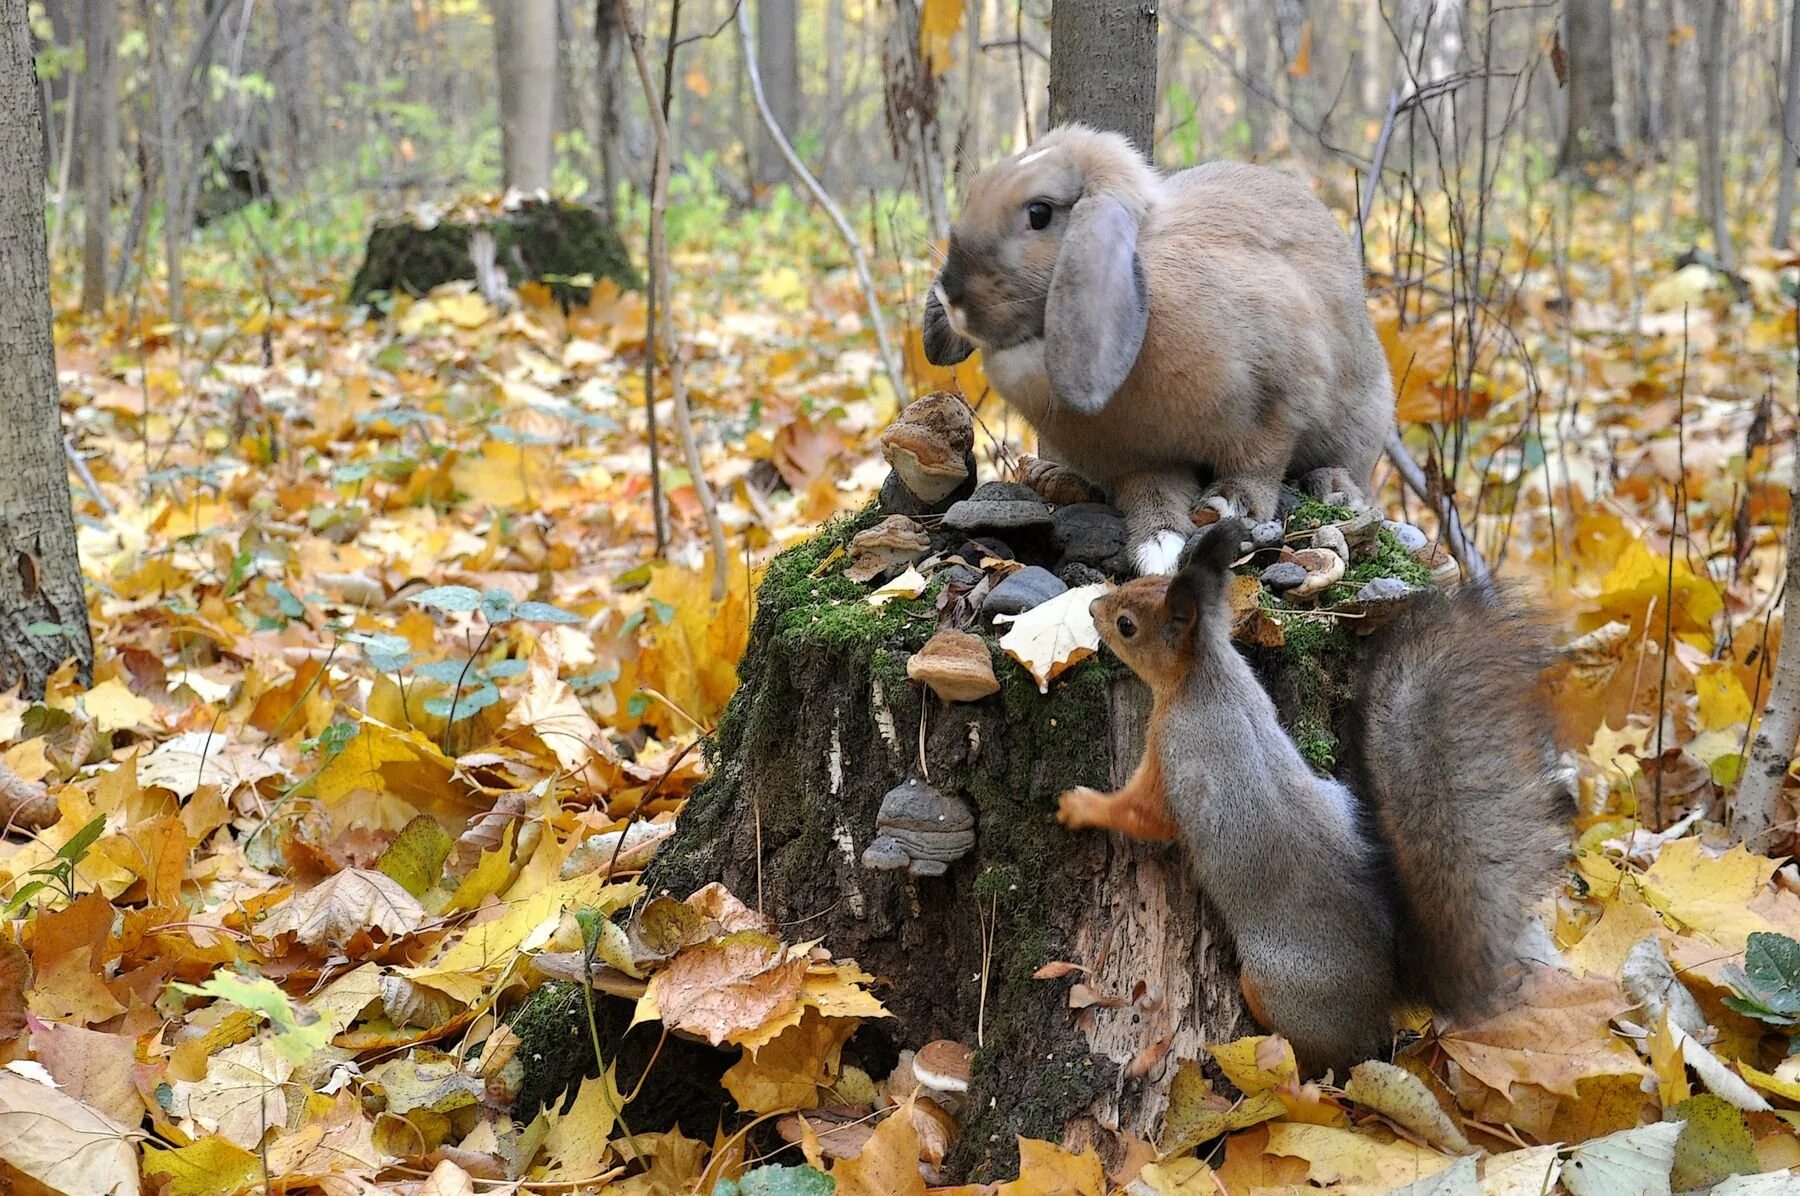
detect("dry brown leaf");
top-left (260, 867), bottom-right (431, 948)
top-left (1439, 966), bottom-right (1647, 1099)
top-left (649, 933), bottom-right (808, 1047)
top-left (0, 1069), bottom-right (138, 1195)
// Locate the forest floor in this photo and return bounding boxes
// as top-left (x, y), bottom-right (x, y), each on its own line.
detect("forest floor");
top-left (4, 163), bottom-right (1800, 1193)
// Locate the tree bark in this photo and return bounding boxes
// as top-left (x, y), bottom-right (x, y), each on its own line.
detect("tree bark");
top-left (1776, 0), bottom-right (1800, 244)
top-left (1048, 0), bottom-right (1157, 154)
top-left (1698, 0), bottom-right (1735, 271)
top-left (79, 0), bottom-right (117, 314)
top-left (1557, 0), bottom-right (1621, 172)
top-left (0, 0), bottom-right (96, 698)
top-left (752, 0), bottom-right (799, 186)
top-left (1737, 377), bottom-right (1800, 852)
top-left (649, 518), bottom-right (1251, 1182)
top-left (594, 0), bottom-right (625, 224)
top-left (494, 0), bottom-right (558, 194)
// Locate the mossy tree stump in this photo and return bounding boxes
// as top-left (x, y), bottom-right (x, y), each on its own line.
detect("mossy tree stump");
top-left (349, 199), bottom-right (640, 308)
top-left (643, 507), bottom-right (1397, 1181)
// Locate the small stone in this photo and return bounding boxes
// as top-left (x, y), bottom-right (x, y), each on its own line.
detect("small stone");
top-left (941, 493), bottom-right (1054, 536)
top-left (1384, 520), bottom-right (1428, 553)
top-left (970, 480), bottom-right (1040, 503)
top-left (938, 563), bottom-right (983, 589)
top-left (1057, 562), bottom-right (1108, 588)
top-left (880, 392), bottom-right (976, 503)
top-left (1354, 576), bottom-right (1420, 603)
top-left (1250, 520), bottom-right (1286, 550)
top-left (982, 566), bottom-right (1067, 617)
top-left (907, 630), bottom-right (1001, 703)
top-left (1051, 503), bottom-right (1128, 568)
top-left (1313, 524), bottom-right (1350, 560)
top-left (1260, 562), bottom-right (1308, 591)
top-left (1289, 548), bottom-right (1347, 599)
top-left (1338, 508), bottom-right (1383, 548)
top-left (846, 515), bottom-right (929, 583)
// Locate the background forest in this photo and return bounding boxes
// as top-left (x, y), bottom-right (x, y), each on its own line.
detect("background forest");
top-left (3, 0), bottom-right (1800, 1193)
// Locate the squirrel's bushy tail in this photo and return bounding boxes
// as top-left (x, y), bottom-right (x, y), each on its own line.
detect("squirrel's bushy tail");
top-left (1349, 584), bottom-right (1573, 1019)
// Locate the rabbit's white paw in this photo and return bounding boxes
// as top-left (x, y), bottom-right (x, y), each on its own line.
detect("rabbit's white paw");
top-left (1132, 530), bottom-right (1188, 576)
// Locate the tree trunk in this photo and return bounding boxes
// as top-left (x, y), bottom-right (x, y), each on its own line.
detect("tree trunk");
top-left (1776, 0), bottom-right (1800, 244)
top-left (648, 515), bottom-right (1252, 1183)
top-left (272, 0), bottom-right (313, 176)
top-left (79, 0), bottom-right (117, 314)
top-left (494, 0), bottom-right (557, 194)
top-left (1558, 0), bottom-right (1621, 172)
top-left (0, 0), bottom-right (95, 699)
top-left (1698, 0), bottom-right (1735, 271)
top-left (752, 0), bottom-right (799, 186)
top-left (1048, 0), bottom-right (1157, 154)
top-left (594, 0), bottom-right (625, 224)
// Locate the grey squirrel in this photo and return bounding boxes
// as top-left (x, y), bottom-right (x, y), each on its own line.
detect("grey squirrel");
top-left (921, 125), bottom-right (1395, 574)
top-left (1055, 519), bottom-right (1572, 1075)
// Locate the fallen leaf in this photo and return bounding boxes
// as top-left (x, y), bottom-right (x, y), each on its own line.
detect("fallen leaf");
top-left (994, 583), bottom-right (1108, 693)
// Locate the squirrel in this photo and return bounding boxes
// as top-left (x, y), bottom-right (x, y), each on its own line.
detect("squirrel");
top-left (1056, 518), bottom-right (1572, 1075)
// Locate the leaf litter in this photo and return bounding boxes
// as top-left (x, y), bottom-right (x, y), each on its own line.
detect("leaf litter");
top-left (3, 165), bottom-right (1800, 1192)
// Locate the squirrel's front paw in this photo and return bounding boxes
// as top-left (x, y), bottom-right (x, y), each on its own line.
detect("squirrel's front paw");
top-left (1057, 786), bottom-right (1108, 830)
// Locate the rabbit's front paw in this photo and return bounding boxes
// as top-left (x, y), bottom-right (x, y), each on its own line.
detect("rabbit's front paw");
top-left (1297, 467), bottom-right (1369, 511)
top-left (1197, 476), bottom-right (1282, 524)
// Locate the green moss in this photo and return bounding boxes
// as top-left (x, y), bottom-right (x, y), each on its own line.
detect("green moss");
top-left (1261, 612), bottom-right (1352, 774)
top-left (950, 654), bottom-right (1116, 1179)
top-left (1324, 528), bottom-right (1434, 605)
top-left (508, 981), bottom-right (595, 1118)
top-left (1286, 497), bottom-right (1357, 532)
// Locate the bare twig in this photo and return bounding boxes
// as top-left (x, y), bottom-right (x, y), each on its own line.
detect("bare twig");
top-left (1359, 73), bottom-right (1490, 583)
top-left (619, 0), bottom-right (729, 600)
top-left (735, 0), bottom-right (906, 403)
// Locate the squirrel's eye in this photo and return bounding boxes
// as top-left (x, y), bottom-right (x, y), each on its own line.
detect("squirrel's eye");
top-left (1026, 201), bottom-right (1053, 231)
top-left (1116, 614), bottom-right (1137, 640)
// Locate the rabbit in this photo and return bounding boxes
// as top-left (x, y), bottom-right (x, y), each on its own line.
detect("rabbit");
top-left (922, 124), bottom-right (1396, 574)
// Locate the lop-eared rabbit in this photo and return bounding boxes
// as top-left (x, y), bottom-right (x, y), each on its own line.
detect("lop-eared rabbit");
top-left (923, 125), bottom-right (1395, 573)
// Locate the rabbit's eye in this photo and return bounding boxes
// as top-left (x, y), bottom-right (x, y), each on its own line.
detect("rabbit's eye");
top-left (1026, 201), bottom-right (1053, 231)
top-left (1115, 614), bottom-right (1137, 640)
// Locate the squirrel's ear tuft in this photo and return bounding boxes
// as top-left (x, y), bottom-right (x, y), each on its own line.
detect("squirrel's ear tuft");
top-left (1166, 519), bottom-right (1248, 627)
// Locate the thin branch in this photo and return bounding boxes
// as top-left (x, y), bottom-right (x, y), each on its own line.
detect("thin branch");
top-left (735, 0), bottom-right (907, 404)
top-left (1358, 68), bottom-right (1490, 584)
top-left (619, 0), bottom-right (729, 600)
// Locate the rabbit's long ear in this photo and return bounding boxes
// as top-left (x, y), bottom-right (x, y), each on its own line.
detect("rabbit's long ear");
top-left (923, 283), bottom-right (975, 366)
top-left (1045, 194), bottom-right (1148, 414)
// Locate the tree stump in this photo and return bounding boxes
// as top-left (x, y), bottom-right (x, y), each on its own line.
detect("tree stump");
top-left (643, 506), bottom-right (1404, 1181)
top-left (348, 199), bottom-right (640, 308)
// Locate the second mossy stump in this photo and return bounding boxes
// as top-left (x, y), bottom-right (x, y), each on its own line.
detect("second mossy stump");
top-left (348, 199), bottom-right (640, 308)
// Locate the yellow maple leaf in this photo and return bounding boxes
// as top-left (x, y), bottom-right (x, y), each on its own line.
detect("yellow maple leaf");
top-left (1262, 1123), bottom-right (1454, 1189)
top-left (541, 1067), bottom-right (626, 1178)
top-left (830, 1100), bottom-right (927, 1196)
top-left (994, 1138), bottom-right (1106, 1196)
top-left (1638, 838), bottom-right (1778, 948)
top-left (918, 0), bottom-right (963, 74)
top-left (720, 1008), bottom-right (856, 1114)
top-left (80, 678), bottom-right (157, 733)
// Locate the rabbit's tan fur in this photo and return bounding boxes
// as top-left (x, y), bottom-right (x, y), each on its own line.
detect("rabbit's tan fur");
top-left (925, 126), bottom-right (1395, 573)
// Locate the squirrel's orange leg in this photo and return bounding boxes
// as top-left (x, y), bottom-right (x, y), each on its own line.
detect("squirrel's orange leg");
top-left (1239, 973), bottom-right (1274, 1032)
top-left (1056, 756), bottom-right (1180, 842)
